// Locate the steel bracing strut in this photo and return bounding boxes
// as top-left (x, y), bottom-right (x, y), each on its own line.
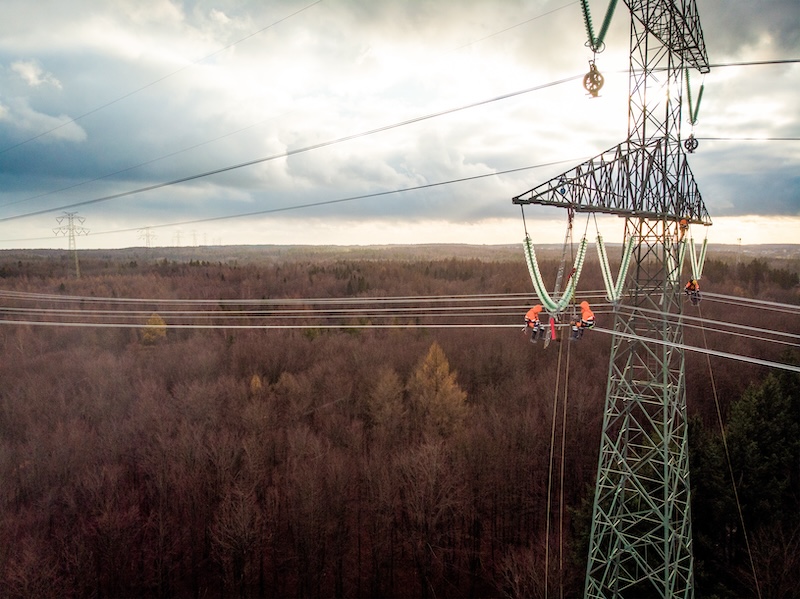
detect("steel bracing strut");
top-left (512, 1), bottom-right (710, 597)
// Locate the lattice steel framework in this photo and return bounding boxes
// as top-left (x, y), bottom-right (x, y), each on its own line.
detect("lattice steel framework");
top-left (512, 1), bottom-right (710, 597)
top-left (54, 211), bottom-right (89, 279)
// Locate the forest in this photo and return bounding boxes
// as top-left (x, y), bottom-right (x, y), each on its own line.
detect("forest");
top-left (0, 244), bottom-right (798, 598)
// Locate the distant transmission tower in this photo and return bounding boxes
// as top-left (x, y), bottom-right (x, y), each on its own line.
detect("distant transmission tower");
top-left (513, 1), bottom-right (710, 596)
top-left (54, 212), bottom-right (89, 278)
top-left (138, 227), bottom-right (157, 248)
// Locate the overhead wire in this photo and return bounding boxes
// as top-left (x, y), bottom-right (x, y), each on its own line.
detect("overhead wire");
top-left (0, 157), bottom-right (588, 243)
top-left (0, 74), bottom-right (583, 225)
top-left (620, 304), bottom-right (800, 345)
top-left (590, 326), bottom-right (800, 374)
top-left (698, 304), bottom-right (762, 599)
top-left (545, 317), bottom-right (568, 599)
top-left (1, 286), bottom-right (797, 372)
top-left (0, 0), bottom-right (325, 156)
top-left (0, 113), bottom-right (287, 211)
top-left (1, 0), bottom-right (579, 224)
top-left (703, 291), bottom-right (800, 315)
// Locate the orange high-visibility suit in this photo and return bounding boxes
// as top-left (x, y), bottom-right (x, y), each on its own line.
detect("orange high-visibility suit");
top-left (525, 304), bottom-right (542, 328)
top-left (579, 300), bottom-right (595, 329)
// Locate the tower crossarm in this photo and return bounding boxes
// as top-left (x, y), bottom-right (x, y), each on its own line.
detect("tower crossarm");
top-left (512, 142), bottom-right (712, 225)
top-left (625, 0), bottom-right (709, 73)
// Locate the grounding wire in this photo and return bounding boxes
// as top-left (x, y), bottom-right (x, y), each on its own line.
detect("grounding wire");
top-left (1, 316), bottom-right (798, 374)
top-left (696, 137), bottom-right (800, 142)
top-left (4, 310), bottom-right (794, 351)
top-left (623, 304), bottom-right (800, 343)
top-left (0, 289), bottom-right (608, 305)
top-left (2, 301), bottom-right (796, 355)
top-left (590, 326), bottom-right (800, 374)
top-left (1, 2), bottom-right (575, 213)
top-left (11, 286), bottom-right (795, 314)
top-left (698, 304), bottom-right (763, 599)
top-left (702, 291), bottom-right (800, 314)
top-left (450, 1), bottom-right (577, 52)
top-left (0, 1), bottom-right (325, 156)
top-left (0, 74), bottom-right (583, 224)
top-left (80, 159), bottom-right (585, 238)
top-left (1, 287), bottom-right (795, 346)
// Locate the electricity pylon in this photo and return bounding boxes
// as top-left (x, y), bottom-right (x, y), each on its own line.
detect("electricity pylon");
top-left (139, 227), bottom-right (157, 249)
top-left (54, 212), bottom-right (89, 278)
top-left (512, 1), bottom-right (710, 596)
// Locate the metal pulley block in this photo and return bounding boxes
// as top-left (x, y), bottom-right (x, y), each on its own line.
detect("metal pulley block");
top-left (583, 60), bottom-right (604, 97)
top-left (684, 134), bottom-right (699, 153)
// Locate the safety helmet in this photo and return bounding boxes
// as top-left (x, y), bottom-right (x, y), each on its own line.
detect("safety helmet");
top-left (580, 301), bottom-right (589, 308)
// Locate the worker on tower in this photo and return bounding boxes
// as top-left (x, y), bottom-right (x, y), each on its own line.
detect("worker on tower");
top-left (523, 304), bottom-right (544, 343)
top-left (684, 278), bottom-right (701, 305)
top-left (571, 300), bottom-right (595, 339)
top-left (679, 218), bottom-right (689, 241)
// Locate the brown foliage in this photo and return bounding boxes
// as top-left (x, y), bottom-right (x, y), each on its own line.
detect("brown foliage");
top-left (0, 245), bottom-right (795, 597)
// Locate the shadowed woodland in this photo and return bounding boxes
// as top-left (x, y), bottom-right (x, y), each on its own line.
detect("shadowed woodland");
top-left (0, 245), bottom-right (798, 598)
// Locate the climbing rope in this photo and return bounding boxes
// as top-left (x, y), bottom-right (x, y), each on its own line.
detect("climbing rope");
top-left (545, 324), bottom-right (572, 599)
top-left (552, 208), bottom-right (575, 305)
top-left (697, 305), bottom-right (762, 598)
top-left (557, 337), bottom-right (571, 599)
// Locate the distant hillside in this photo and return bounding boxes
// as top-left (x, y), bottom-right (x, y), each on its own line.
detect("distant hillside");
top-left (3, 242), bottom-right (798, 266)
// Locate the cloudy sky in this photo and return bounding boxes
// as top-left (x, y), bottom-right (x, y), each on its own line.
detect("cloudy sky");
top-left (0, 0), bottom-right (798, 250)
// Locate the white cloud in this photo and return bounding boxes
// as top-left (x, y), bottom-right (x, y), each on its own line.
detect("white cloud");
top-left (3, 97), bottom-right (86, 142)
top-left (0, 0), bottom-right (797, 249)
top-left (11, 59), bottom-right (62, 88)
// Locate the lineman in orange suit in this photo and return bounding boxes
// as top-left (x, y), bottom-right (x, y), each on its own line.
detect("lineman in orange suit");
top-left (523, 304), bottom-right (544, 343)
top-left (571, 300), bottom-right (595, 339)
top-left (684, 278), bottom-right (701, 305)
top-left (679, 218), bottom-right (689, 241)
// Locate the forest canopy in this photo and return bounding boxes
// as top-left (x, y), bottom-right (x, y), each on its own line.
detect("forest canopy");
top-left (0, 245), bottom-right (797, 598)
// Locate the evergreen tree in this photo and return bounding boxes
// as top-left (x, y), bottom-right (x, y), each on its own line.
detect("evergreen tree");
top-left (407, 342), bottom-right (468, 439)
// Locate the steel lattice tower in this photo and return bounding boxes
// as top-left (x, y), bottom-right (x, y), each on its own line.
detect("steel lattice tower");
top-left (54, 211), bottom-right (89, 278)
top-left (512, 1), bottom-right (710, 596)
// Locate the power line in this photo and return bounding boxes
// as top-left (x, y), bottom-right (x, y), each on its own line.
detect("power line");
top-left (0, 315), bottom-right (796, 374)
top-left (703, 291), bottom-right (800, 315)
top-left (0, 114), bottom-right (284, 211)
top-left (590, 326), bottom-right (800, 374)
top-left (0, 75), bottom-right (583, 224)
top-left (708, 58), bottom-right (800, 68)
top-left (0, 1), bottom-right (575, 213)
top-left (697, 137), bottom-right (800, 142)
top-left (0, 157), bottom-right (585, 243)
top-left (0, 0), bottom-right (324, 156)
top-left (2, 286), bottom-right (796, 350)
top-left (450, 1), bottom-right (577, 52)
top-left (86, 159), bottom-right (584, 236)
